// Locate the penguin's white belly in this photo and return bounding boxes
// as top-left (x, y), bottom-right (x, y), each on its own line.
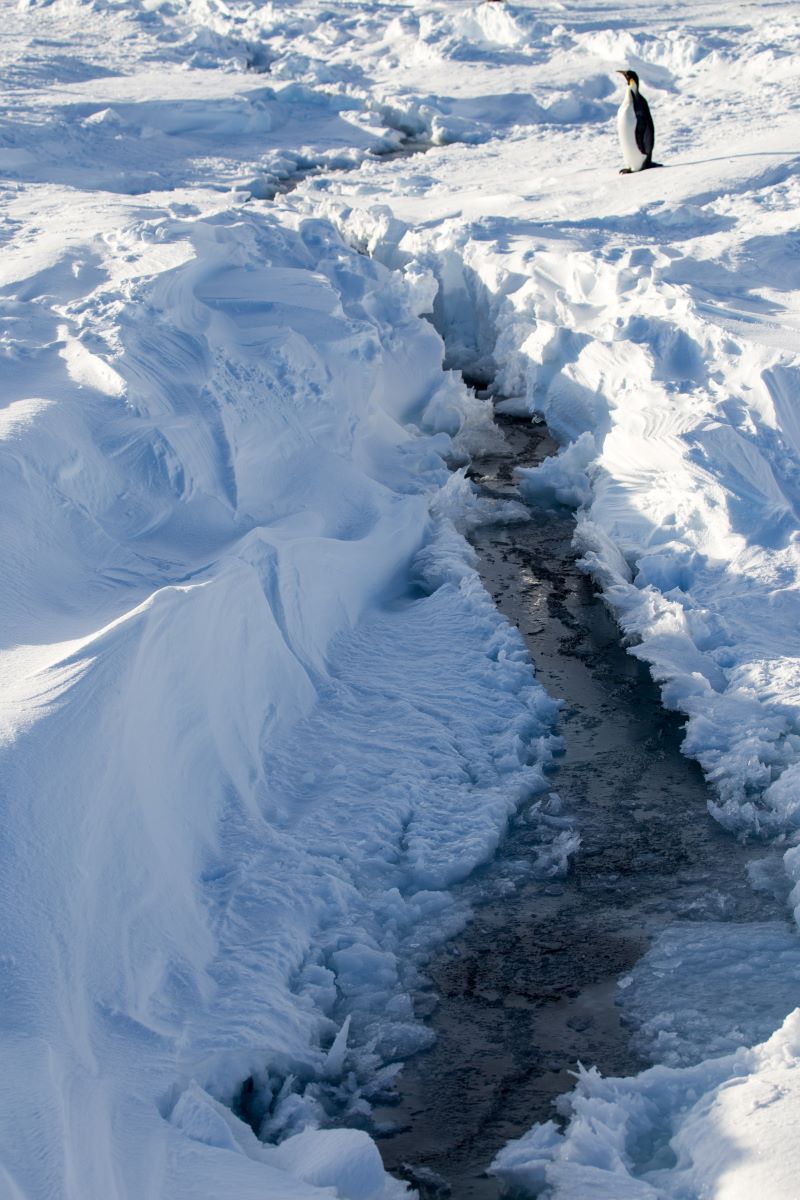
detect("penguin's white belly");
top-left (617, 99), bottom-right (646, 171)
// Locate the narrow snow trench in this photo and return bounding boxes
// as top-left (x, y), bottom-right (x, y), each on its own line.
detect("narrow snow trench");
top-left (372, 404), bottom-right (785, 1200)
top-left (264, 138), bottom-right (432, 199)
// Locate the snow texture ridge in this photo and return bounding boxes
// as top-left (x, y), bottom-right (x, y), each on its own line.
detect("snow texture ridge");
top-left (0, 206), bottom-right (556, 1197)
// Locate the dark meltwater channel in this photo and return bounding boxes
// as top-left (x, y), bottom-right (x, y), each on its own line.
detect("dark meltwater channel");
top-left (374, 409), bottom-right (784, 1200)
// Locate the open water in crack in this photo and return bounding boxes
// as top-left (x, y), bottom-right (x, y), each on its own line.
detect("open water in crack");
top-left (264, 139), bottom-right (432, 199)
top-left (374, 407), bottom-right (784, 1200)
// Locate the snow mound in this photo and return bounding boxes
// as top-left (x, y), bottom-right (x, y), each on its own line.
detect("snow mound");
top-left (619, 920), bottom-right (800, 1067)
top-left (491, 1009), bottom-right (800, 1200)
top-left (0, 188), bottom-right (558, 1198)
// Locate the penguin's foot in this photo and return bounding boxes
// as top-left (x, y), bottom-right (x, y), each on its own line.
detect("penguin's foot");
top-left (619, 167), bottom-right (633, 174)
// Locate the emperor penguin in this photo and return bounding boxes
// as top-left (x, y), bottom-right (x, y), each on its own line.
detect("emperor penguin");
top-left (617, 70), bottom-right (655, 173)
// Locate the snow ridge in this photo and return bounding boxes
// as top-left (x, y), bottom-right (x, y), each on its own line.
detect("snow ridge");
top-left (0, 129), bottom-right (558, 1200)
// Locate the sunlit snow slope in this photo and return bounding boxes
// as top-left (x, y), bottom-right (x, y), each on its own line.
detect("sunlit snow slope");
top-left (3, 0), bottom-right (800, 1198)
top-left (0, 4), bottom-right (562, 1198)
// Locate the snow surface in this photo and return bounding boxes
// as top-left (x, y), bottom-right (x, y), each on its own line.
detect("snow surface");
top-left (490, 1009), bottom-right (800, 1200)
top-left (3, 0), bottom-right (800, 1197)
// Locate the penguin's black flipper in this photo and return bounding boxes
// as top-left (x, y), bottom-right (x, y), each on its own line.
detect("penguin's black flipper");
top-left (633, 93), bottom-right (655, 161)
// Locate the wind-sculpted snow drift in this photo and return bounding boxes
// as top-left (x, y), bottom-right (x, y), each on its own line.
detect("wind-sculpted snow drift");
top-left (0, 180), bottom-right (559, 1200)
top-left (4, 0), bottom-right (800, 1198)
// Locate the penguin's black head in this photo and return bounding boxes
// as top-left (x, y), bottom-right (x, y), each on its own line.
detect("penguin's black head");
top-left (617, 69), bottom-right (639, 88)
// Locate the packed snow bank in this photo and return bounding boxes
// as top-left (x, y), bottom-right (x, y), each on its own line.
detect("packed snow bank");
top-left (0, 178), bottom-right (561, 1197)
top-left (490, 1008), bottom-right (800, 1200)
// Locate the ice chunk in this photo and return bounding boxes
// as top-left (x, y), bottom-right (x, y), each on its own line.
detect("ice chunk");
top-left (273, 1128), bottom-right (410, 1200)
top-left (517, 432), bottom-right (596, 509)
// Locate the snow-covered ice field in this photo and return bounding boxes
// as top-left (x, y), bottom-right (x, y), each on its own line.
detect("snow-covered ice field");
top-left (2, 0), bottom-right (800, 1197)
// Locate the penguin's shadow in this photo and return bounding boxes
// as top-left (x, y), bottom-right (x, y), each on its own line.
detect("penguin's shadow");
top-left (672, 151), bottom-right (800, 168)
